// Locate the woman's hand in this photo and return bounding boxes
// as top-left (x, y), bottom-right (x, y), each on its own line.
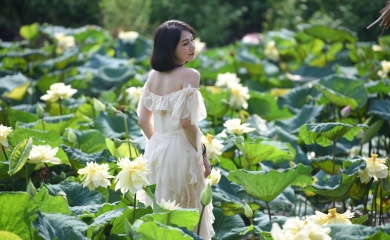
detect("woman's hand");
top-left (203, 153), bottom-right (211, 178)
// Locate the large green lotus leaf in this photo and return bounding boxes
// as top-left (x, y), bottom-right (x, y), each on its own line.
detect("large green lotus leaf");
top-left (316, 75), bottom-right (368, 110)
top-left (94, 112), bottom-right (142, 139)
top-left (309, 42), bottom-right (344, 67)
top-left (275, 105), bottom-right (323, 133)
top-left (328, 224), bottom-right (390, 240)
top-left (299, 122), bottom-right (367, 147)
top-left (75, 101), bottom-right (94, 120)
top-left (134, 220), bottom-right (193, 240)
top-left (212, 207), bottom-right (247, 240)
top-left (303, 24), bottom-right (356, 43)
top-left (0, 73), bottom-right (29, 96)
top-left (311, 156), bottom-right (345, 175)
top-left (212, 189), bottom-right (244, 216)
top-left (8, 128), bottom-right (63, 148)
top-left (243, 138), bottom-right (296, 165)
top-left (110, 206), bottom-right (153, 234)
top-left (71, 129), bottom-right (109, 153)
top-left (4, 49), bottom-right (49, 62)
top-left (61, 145), bottom-right (116, 171)
top-left (367, 99), bottom-right (390, 120)
top-left (44, 179), bottom-right (105, 207)
top-left (0, 192), bottom-right (39, 240)
top-left (247, 91), bottom-right (293, 121)
top-left (35, 186), bottom-right (71, 214)
top-left (39, 48), bottom-right (79, 71)
top-left (140, 209), bottom-right (199, 231)
top-left (8, 138), bottom-right (32, 176)
top-left (33, 212), bottom-right (89, 240)
top-left (91, 66), bottom-right (136, 91)
top-left (366, 80), bottom-right (390, 95)
top-left (227, 164), bottom-right (313, 203)
top-left (199, 87), bottom-right (229, 119)
top-left (303, 174), bottom-right (356, 201)
top-left (277, 84), bottom-right (321, 114)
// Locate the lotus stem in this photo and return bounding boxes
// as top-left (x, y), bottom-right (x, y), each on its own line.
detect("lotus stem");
top-left (133, 193), bottom-right (137, 223)
top-left (45, 163), bottom-right (52, 183)
top-left (379, 186), bottom-right (384, 226)
top-left (363, 179), bottom-right (373, 216)
top-left (197, 204), bottom-right (205, 236)
top-left (41, 119), bottom-right (46, 130)
top-left (59, 98), bottom-right (63, 115)
top-left (372, 182), bottom-right (380, 226)
top-left (118, 111), bottom-right (132, 159)
top-left (249, 217), bottom-right (255, 240)
top-left (215, 215), bottom-right (225, 238)
top-left (266, 202), bottom-right (271, 220)
top-left (1, 145), bottom-right (8, 160)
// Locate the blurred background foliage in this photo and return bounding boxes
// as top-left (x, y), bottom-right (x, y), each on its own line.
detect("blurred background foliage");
top-left (0, 0), bottom-right (388, 47)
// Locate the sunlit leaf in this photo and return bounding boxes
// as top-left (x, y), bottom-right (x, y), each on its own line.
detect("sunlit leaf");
top-left (34, 186), bottom-right (71, 214)
top-left (8, 138), bottom-right (32, 176)
top-left (20, 23), bottom-right (40, 40)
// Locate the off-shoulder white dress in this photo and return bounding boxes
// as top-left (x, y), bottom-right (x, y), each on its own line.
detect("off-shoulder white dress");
top-left (137, 84), bottom-right (215, 240)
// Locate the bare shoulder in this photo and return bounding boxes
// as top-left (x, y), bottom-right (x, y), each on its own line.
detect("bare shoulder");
top-left (179, 67), bottom-right (200, 88)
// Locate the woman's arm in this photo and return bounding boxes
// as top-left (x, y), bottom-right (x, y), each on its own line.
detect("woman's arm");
top-left (138, 104), bottom-right (154, 139)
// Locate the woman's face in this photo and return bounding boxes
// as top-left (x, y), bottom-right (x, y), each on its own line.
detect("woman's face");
top-left (174, 30), bottom-right (196, 65)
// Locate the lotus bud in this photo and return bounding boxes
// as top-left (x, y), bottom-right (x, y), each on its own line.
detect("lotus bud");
top-left (67, 129), bottom-right (77, 144)
top-left (107, 105), bottom-right (117, 117)
top-left (235, 135), bottom-right (244, 144)
top-left (93, 98), bottom-right (106, 112)
top-left (36, 102), bottom-right (45, 118)
top-left (85, 70), bottom-right (94, 83)
top-left (27, 179), bottom-right (36, 197)
top-left (244, 202), bottom-right (253, 218)
top-left (340, 105), bottom-right (351, 117)
top-left (60, 171), bottom-right (66, 180)
top-left (200, 183), bottom-right (212, 206)
top-left (113, 138), bottom-right (122, 149)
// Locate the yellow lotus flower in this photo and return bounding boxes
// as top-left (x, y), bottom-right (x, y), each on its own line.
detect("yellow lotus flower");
top-left (271, 217), bottom-right (331, 240)
top-left (0, 124), bottom-right (13, 148)
top-left (27, 145), bottom-right (62, 167)
top-left (54, 33), bottom-right (75, 54)
top-left (78, 162), bottom-right (114, 190)
top-left (159, 198), bottom-right (179, 211)
top-left (215, 72), bottom-right (240, 88)
top-left (115, 155), bottom-right (149, 195)
top-left (360, 154), bottom-right (388, 183)
top-left (207, 168), bottom-right (221, 186)
top-left (309, 208), bottom-right (353, 225)
top-left (378, 60), bottom-right (390, 79)
top-left (223, 118), bottom-right (255, 135)
top-left (125, 86), bottom-right (142, 106)
top-left (229, 82), bottom-right (250, 109)
top-left (201, 134), bottom-right (223, 160)
top-left (40, 83), bottom-right (77, 102)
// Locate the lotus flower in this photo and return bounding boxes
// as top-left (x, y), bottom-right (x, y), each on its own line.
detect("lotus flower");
top-left (40, 83), bottom-right (77, 102)
top-left (0, 124), bottom-right (13, 148)
top-left (115, 155), bottom-right (149, 195)
top-left (228, 82), bottom-right (250, 109)
top-left (308, 208), bottom-right (353, 225)
top-left (201, 134), bottom-right (223, 160)
top-left (215, 72), bottom-right (240, 88)
top-left (360, 154), bottom-right (388, 183)
top-left (118, 31), bottom-right (139, 43)
top-left (271, 217), bottom-right (331, 240)
top-left (159, 198), bottom-right (179, 211)
top-left (223, 118), bottom-right (255, 135)
top-left (78, 162), bottom-right (114, 190)
top-left (27, 145), bottom-right (62, 167)
top-left (208, 168), bottom-right (221, 186)
top-left (125, 86), bottom-right (142, 106)
top-left (54, 33), bottom-right (75, 53)
top-left (264, 40), bottom-right (280, 61)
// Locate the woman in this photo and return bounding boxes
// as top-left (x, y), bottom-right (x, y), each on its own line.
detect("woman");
top-left (137, 20), bottom-right (214, 239)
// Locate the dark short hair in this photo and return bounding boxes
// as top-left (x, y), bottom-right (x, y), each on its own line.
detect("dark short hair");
top-left (150, 20), bottom-right (196, 72)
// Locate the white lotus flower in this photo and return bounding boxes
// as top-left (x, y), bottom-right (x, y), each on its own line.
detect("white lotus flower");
top-left (215, 72), bottom-right (240, 88)
top-left (194, 38), bottom-right (206, 53)
top-left (54, 33), bottom-right (75, 53)
top-left (125, 86), bottom-right (142, 106)
top-left (378, 60), bottom-right (390, 79)
top-left (27, 145), bottom-right (62, 166)
top-left (201, 134), bottom-right (223, 160)
top-left (0, 124), bottom-right (13, 148)
top-left (223, 118), bottom-right (255, 135)
top-left (360, 154), bottom-right (388, 183)
top-left (309, 208), bottom-right (353, 226)
top-left (229, 82), bottom-right (250, 109)
top-left (41, 83), bottom-right (77, 102)
top-left (115, 155), bottom-right (149, 195)
top-left (78, 162), bottom-right (114, 190)
top-left (208, 168), bottom-right (221, 186)
top-left (264, 40), bottom-right (280, 61)
top-left (118, 31), bottom-right (139, 43)
top-left (159, 198), bottom-right (179, 211)
top-left (271, 217), bottom-right (331, 240)
top-left (372, 44), bottom-right (383, 51)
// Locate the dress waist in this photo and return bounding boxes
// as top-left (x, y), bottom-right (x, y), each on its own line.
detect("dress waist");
top-left (153, 130), bottom-right (183, 137)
